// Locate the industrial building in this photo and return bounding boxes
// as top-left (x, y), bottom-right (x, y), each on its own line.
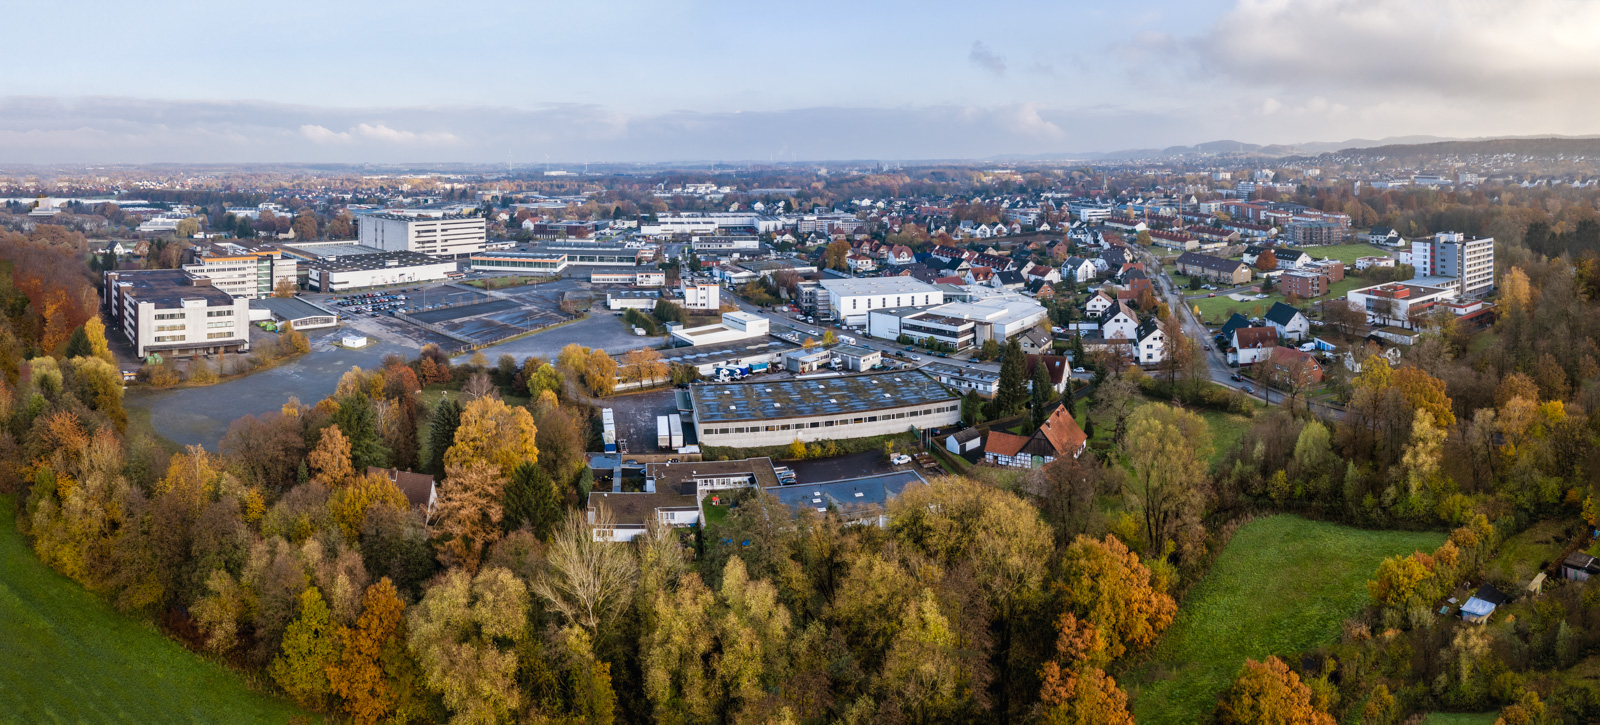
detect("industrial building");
top-left (302, 251), bottom-right (458, 292)
top-left (669, 311), bottom-right (769, 347)
top-left (606, 289), bottom-right (661, 311)
top-left (182, 242), bottom-right (299, 299)
top-left (680, 282), bottom-right (720, 311)
top-left (469, 245), bottom-right (650, 274)
top-left (689, 370), bottom-right (960, 447)
top-left (763, 470), bottom-right (926, 526)
top-left (358, 211), bottom-right (486, 257)
top-left (818, 277), bottom-right (944, 326)
top-left (248, 296), bottom-right (339, 331)
top-left (591, 271), bottom-right (665, 286)
top-left (654, 339), bottom-right (797, 376)
top-left (865, 295), bottom-right (1045, 350)
top-left (103, 269), bottom-right (252, 359)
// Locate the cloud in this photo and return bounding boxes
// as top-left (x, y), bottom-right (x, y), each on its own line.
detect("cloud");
top-left (968, 41), bottom-right (1006, 76)
top-left (0, 96), bottom-right (1147, 164)
top-left (1194, 0), bottom-right (1600, 101)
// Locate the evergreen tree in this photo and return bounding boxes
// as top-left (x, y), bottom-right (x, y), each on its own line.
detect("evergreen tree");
top-left (996, 338), bottom-right (1028, 415)
top-left (427, 396), bottom-right (464, 476)
top-left (1070, 333), bottom-right (1086, 366)
top-left (1031, 355), bottom-right (1056, 428)
top-left (332, 393), bottom-right (390, 471)
top-left (503, 461), bottom-right (559, 540)
top-left (961, 389), bottom-right (987, 425)
top-left (63, 325), bottom-right (92, 359)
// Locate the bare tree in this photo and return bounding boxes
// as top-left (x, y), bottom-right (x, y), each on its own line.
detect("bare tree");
top-left (530, 507), bottom-right (638, 633)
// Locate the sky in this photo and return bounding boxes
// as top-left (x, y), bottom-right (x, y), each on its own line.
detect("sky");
top-left (2, 0), bottom-right (1597, 164)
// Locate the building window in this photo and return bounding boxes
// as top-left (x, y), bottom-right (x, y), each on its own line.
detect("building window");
top-left (207, 332), bottom-right (233, 339)
top-left (207, 309), bottom-right (234, 317)
top-left (154, 334), bottom-right (185, 342)
top-left (154, 312), bottom-right (184, 320)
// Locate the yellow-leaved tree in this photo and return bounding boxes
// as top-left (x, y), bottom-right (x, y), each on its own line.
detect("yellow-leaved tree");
top-left (444, 396), bottom-right (539, 476)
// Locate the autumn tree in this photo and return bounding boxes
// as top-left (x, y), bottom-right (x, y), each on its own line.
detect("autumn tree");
top-left (1123, 403), bottom-right (1211, 552)
top-left (270, 586), bottom-right (340, 709)
top-left (444, 395), bottom-right (539, 476)
top-left (1215, 656), bottom-right (1335, 725)
top-left (329, 471), bottom-right (410, 543)
top-left (1059, 534), bottom-right (1176, 659)
top-left (621, 347), bottom-right (669, 387)
top-left (327, 578), bottom-right (408, 725)
top-left (1091, 370), bottom-right (1141, 445)
top-left (583, 348), bottom-right (617, 396)
top-left (433, 460), bottom-right (507, 573)
top-left (824, 239), bottom-right (851, 270)
top-left (274, 276), bottom-right (297, 298)
top-left (1038, 613), bottom-right (1134, 725)
top-left (407, 567), bottom-right (529, 725)
top-left (309, 424), bottom-right (355, 488)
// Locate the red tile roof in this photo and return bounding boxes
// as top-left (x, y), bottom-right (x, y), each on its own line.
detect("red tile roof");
top-left (984, 431), bottom-right (1032, 457)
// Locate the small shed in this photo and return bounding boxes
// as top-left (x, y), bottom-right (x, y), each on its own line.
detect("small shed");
top-left (945, 427), bottom-right (982, 454)
top-left (1562, 552), bottom-right (1600, 581)
top-left (1461, 583), bottom-right (1509, 624)
top-left (1527, 572), bottom-right (1547, 597)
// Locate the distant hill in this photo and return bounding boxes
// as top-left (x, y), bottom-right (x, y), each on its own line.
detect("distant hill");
top-left (1314, 135), bottom-right (1600, 159)
top-left (990, 135), bottom-right (1459, 162)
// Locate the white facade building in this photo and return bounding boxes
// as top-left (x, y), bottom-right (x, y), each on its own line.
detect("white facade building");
top-left (358, 212), bottom-right (486, 257)
top-left (103, 269), bottom-right (252, 359)
top-left (819, 277), bottom-right (944, 326)
top-left (681, 282), bottom-right (721, 311)
top-left (1411, 232), bottom-right (1495, 297)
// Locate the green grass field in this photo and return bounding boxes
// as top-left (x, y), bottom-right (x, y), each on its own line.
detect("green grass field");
top-left (1419, 713), bottom-right (1498, 725)
top-left (1188, 276), bottom-right (1367, 322)
top-left (1127, 515), bottom-right (1445, 725)
top-left (0, 495), bottom-right (312, 724)
top-left (1082, 394), bottom-right (1257, 466)
top-left (1485, 517), bottom-right (1574, 589)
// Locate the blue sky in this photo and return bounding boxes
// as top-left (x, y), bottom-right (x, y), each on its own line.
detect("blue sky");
top-left (2, 0), bottom-right (1596, 163)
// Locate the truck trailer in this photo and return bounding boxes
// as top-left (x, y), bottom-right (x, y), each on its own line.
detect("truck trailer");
top-left (657, 415), bottom-right (671, 449)
top-left (669, 413), bottom-right (684, 449)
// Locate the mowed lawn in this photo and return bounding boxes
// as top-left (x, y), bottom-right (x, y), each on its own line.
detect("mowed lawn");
top-left (1188, 276), bottom-right (1367, 322)
top-left (1127, 515), bottom-right (1445, 725)
top-left (0, 496), bottom-right (312, 724)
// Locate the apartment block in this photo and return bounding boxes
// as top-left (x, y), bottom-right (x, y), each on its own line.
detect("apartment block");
top-left (359, 211), bottom-right (486, 257)
top-left (1411, 232), bottom-right (1495, 297)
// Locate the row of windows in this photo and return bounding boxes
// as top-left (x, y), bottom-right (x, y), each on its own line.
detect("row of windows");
top-left (704, 405), bottom-right (958, 435)
top-left (154, 334), bottom-right (185, 342)
top-left (154, 312), bottom-right (184, 320)
top-left (154, 323), bottom-right (185, 332)
top-left (207, 332), bottom-right (234, 339)
top-left (206, 321), bottom-right (233, 329)
top-left (207, 309), bottom-right (234, 317)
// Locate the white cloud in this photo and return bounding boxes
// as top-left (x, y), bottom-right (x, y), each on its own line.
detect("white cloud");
top-left (352, 123), bottom-right (459, 145)
top-left (1196, 0), bottom-right (1600, 101)
top-left (299, 124), bottom-right (350, 143)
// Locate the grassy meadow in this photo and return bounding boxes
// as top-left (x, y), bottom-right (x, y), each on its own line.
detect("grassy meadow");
top-left (1127, 515), bottom-right (1445, 725)
top-left (0, 496), bottom-right (312, 724)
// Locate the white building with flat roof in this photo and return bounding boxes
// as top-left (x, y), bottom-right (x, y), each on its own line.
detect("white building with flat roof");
top-left (819, 277), bottom-right (944, 326)
top-left (358, 212), bottom-right (486, 258)
top-left (681, 282), bottom-right (720, 311)
top-left (669, 311), bottom-right (769, 347)
top-left (1411, 232), bottom-right (1494, 297)
top-left (103, 269), bottom-right (252, 359)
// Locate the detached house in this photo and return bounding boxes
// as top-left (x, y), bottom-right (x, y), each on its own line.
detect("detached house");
top-left (1134, 318), bottom-right (1166, 365)
top-left (1101, 302), bottom-right (1140, 341)
top-left (1232, 326), bottom-right (1279, 366)
top-left (886, 245), bottom-right (915, 265)
top-left (1265, 301), bottom-right (1311, 341)
top-left (983, 405), bottom-right (1089, 469)
top-left (1024, 354), bottom-right (1072, 394)
top-left (846, 253), bottom-right (877, 273)
top-left (1062, 256), bottom-right (1097, 284)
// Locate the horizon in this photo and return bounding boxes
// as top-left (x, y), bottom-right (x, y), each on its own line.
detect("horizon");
top-left (4, 0), bottom-right (1599, 164)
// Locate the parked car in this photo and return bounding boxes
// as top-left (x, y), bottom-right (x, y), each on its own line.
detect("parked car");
top-left (1073, 367), bottom-right (1086, 374)
top-left (890, 454), bottom-right (912, 465)
top-left (1242, 386), bottom-right (1255, 394)
top-left (1230, 373), bottom-right (1243, 382)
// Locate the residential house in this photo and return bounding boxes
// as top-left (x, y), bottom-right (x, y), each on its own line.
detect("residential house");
top-left (1123, 272), bottom-right (1155, 300)
top-left (1253, 249), bottom-right (1279, 271)
top-left (1022, 263), bottom-right (1062, 285)
top-left (1241, 244), bottom-right (1274, 266)
top-left (1134, 317), bottom-right (1166, 365)
top-left (1265, 346), bottom-right (1324, 385)
top-left (846, 253), bottom-right (877, 273)
top-left (1101, 302), bottom-right (1139, 341)
top-left (1218, 312), bottom-right (1253, 342)
top-left (1175, 252), bottom-right (1253, 286)
top-left (1355, 256), bottom-right (1395, 271)
top-left (1232, 326), bottom-right (1279, 366)
top-left (1024, 354), bottom-right (1072, 394)
top-left (984, 405), bottom-right (1088, 468)
top-left (1018, 326), bottom-right (1052, 354)
top-left (1062, 256), bottom-right (1097, 284)
top-left (1265, 301), bottom-right (1311, 341)
top-left (366, 467), bottom-right (438, 522)
top-left (994, 269), bottom-right (1026, 291)
top-left (886, 245), bottom-right (915, 265)
top-left (1084, 290), bottom-right (1115, 318)
top-left (1369, 227), bottom-right (1402, 246)
top-left (1146, 229), bottom-right (1199, 251)
top-left (1275, 249), bottom-right (1313, 268)
top-left (966, 266), bottom-right (995, 285)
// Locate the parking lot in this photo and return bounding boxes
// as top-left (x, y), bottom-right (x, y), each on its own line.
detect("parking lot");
top-left (596, 388), bottom-right (683, 455)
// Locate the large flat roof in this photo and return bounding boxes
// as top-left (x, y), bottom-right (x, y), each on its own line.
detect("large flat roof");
top-left (304, 250), bottom-right (454, 273)
top-left (818, 277), bottom-right (939, 297)
top-left (690, 370), bottom-right (956, 423)
top-left (646, 457), bottom-right (781, 491)
top-left (250, 296), bottom-right (335, 321)
top-left (109, 269), bottom-right (235, 307)
top-left (764, 470), bottom-right (925, 513)
top-left (655, 339), bottom-right (796, 365)
top-left (281, 242), bottom-right (387, 258)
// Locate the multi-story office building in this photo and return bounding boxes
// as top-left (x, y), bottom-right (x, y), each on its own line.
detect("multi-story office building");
top-left (1412, 232), bottom-right (1495, 297)
top-left (103, 269), bottom-right (252, 359)
top-left (358, 211), bottom-right (486, 257)
top-left (681, 282), bottom-right (720, 311)
top-left (182, 243), bottom-right (298, 299)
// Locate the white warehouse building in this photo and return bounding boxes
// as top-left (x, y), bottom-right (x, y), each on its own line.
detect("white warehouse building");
top-left (303, 251), bottom-right (459, 292)
top-left (690, 370), bottom-right (960, 447)
top-left (818, 277), bottom-right (944, 326)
